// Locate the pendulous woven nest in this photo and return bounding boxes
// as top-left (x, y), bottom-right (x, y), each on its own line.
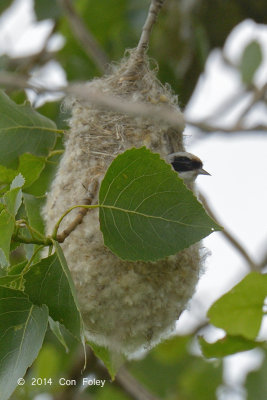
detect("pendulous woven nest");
top-left (44, 50), bottom-right (204, 357)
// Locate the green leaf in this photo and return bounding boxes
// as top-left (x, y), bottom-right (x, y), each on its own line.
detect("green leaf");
top-left (48, 317), bottom-right (69, 352)
top-left (0, 273), bottom-right (21, 289)
top-left (240, 40), bottom-right (263, 85)
top-left (199, 335), bottom-right (260, 358)
top-left (2, 175), bottom-right (24, 216)
top-left (0, 164), bottom-right (17, 185)
top-left (245, 352), bottom-right (267, 400)
top-left (0, 287), bottom-right (48, 400)
top-left (208, 272), bottom-right (267, 339)
top-left (99, 147), bottom-right (220, 261)
top-left (34, 0), bottom-right (61, 20)
top-left (18, 153), bottom-right (46, 188)
top-left (23, 193), bottom-right (45, 234)
top-left (10, 173), bottom-right (25, 189)
top-left (0, 209), bottom-right (15, 266)
top-left (88, 341), bottom-right (124, 380)
top-left (24, 247), bottom-right (83, 340)
top-left (25, 157), bottom-right (59, 196)
top-left (7, 260), bottom-right (27, 275)
top-left (0, 90), bottom-right (57, 168)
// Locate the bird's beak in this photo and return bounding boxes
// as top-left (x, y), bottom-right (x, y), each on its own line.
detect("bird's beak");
top-left (199, 168), bottom-right (211, 176)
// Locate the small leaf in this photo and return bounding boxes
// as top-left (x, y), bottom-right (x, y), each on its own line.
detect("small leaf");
top-left (88, 341), bottom-right (124, 380)
top-left (208, 272), bottom-right (267, 339)
top-left (240, 40), bottom-right (263, 85)
top-left (0, 273), bottom-right (21, 288)
top-left (0, 164), bottom-right (17, 185)
top-left (48, 317), bottom-right (69, 352)
top-left (24, 247), bottom-right (83, 340)
top-left (10, 173), bottom-right (25, 189)
top-left (199, 335), bottom-right (260, 358)
top-left (0, 287), bottom-right (48, 400)
top-left (23, 193), bottom-right (45, 234)
top-left (0, 90), bottom-right (57, 168)
top-left (2, 175), bottom-right (24, 216)
top-left (0, 210), bottom-right (15, 266)
top-left (99, 147), bottom-right (220, 261)
top-left (18, 153), bottom-right (46, 188)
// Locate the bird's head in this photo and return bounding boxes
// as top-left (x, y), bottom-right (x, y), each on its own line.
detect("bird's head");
top-left (166, 151), bottom-right (210, 184)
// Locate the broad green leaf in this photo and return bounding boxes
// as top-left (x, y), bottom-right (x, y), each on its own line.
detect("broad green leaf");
top-left (49, 317), bottom-right (69, 352)
top-left (240, 40), bottom-right (263, 85)
top-left (0, 287), bottom-right (48, 400)
top-left (99, 147), bottom-right (220, 261)
top-left (199, 335), bottom-right (261, 358)
top-left (18, 153), bottom-right (46, 188)
top-left (0, 209), bottom-right (14, 266)
top-left (0, 90), bottom-right (57, 168)
top-left (23, 193), bottom-right (45, 234)
top-left (245, 352), bottom-right (267, 400)
top-left (208, 272), bottom-right (267, 339)
top-left (88, 341), bottom-right (124, 380)
top-left (0, 164), bottom-right (17, 185)
top-left (24, 247), bottom-right (82, 340)
top-left (34, 0), bottom-right (61, 20)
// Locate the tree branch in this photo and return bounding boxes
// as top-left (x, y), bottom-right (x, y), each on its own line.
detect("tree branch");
top-left (187, 119), bottom-right (267, 134)
top-left (199, 193), bottom-right (259, 271)
top-left (136, 0), bottom-right (166, 57)
top-left (57, 0), bottom-right (109, 74)
top-left (0, 73), bottom-right (185, 130)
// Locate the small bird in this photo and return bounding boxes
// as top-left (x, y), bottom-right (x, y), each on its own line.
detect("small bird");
top-left (166, 151), bottom-right (210, 184)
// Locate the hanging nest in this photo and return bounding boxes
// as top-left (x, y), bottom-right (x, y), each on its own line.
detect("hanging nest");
top-left (44, 49), bottom-right (204, 357)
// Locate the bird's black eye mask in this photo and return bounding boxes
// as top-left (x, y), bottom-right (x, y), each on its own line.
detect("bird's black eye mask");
top-left (171, 157), bottom-right (203, 173)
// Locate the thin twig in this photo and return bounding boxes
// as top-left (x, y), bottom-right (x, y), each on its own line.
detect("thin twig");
top-left (186, 119), bottom-right (267, 133)
top-left (198, 89), bottom-right (248, 122)
top-left (136, 0), bottom-right (166, 57)
top-left (199, 193), bottom-right (259, 271)
top-left (55, 180), bottom-right (99, 243)
top-left (58, 0), bottom-right (109, 73)
top-left (68, 84), bottom-right (185, 130)
top-left (0, 73), bottom-right (185, 130)
top-left (115, 367), bottom-right (162, 400)
top-left (2, 71), bottom-right (267, 134)
top-left (234, 83), bottom-right (267, 127)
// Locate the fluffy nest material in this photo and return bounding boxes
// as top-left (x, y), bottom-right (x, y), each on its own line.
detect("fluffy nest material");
top-left (44, 49), bottom-right (204, 357)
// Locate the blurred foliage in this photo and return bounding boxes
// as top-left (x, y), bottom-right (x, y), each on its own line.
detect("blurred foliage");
top-left (245, 351), bottom-right (267, 400)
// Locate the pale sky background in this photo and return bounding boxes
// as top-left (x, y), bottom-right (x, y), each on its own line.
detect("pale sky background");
top-left (0, 1), bottom-right (267, 399)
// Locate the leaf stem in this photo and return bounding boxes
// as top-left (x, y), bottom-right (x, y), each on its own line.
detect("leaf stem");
top-left (13, 233), bottom-right (52, 246)
top-left (52, 204), bottom-right (99, 241)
